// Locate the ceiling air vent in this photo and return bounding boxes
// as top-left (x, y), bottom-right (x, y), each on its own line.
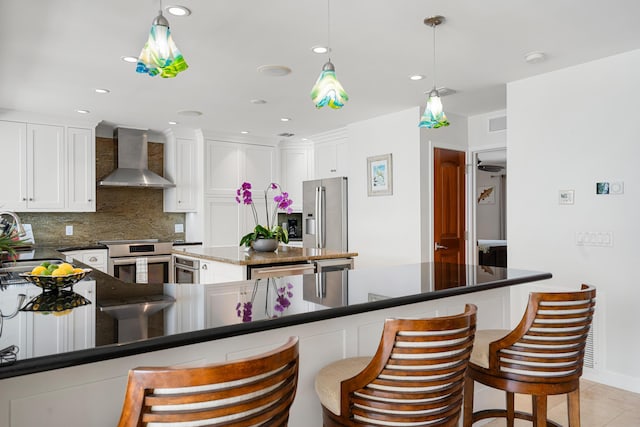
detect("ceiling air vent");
top-left (278, 132), bottom-right (295, 137)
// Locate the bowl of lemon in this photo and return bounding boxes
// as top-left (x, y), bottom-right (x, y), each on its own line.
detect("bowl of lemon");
top-left (19, 261), bottom-right (92, 290)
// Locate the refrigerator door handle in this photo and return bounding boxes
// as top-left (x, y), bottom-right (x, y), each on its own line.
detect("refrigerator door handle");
top-left (315, 186), bottom-right (325, 248)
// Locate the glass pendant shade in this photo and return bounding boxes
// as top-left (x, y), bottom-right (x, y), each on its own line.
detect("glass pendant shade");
top-left (419, 88), bottom-right (449, 128)
top-left (311, 61), bottom-right (349, 109)
top-left (136, 12), bottom-right (188, 78)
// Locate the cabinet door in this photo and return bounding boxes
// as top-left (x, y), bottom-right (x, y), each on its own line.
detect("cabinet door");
top-left (204, 196), bottom-right (241, 247)
top-left (199, 260), bottom-right (215, 284)
top-left (314, 141), bottom-right (337, 179)
top-left (174, 138), bottom-right (198, 211)
top-left (335, 140), bottom-right (348, 177)
top-left (243, 144), bottom-right (275, 192)
top-left (205, 140), bottom-right (241, 193)
top-left (280, 148), bottom-right (309, 212)
top-left (27, 123), bottom-right (65, 210)
top-left (0, 121), bottom-right (27, 210)
top-left (66, 127), bottom-right (95, 212)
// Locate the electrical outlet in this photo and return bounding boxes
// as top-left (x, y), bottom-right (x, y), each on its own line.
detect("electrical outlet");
top-left (65, 225), bottom-right (73, 236)
top-left (175, 223), bottom-right (184, 233)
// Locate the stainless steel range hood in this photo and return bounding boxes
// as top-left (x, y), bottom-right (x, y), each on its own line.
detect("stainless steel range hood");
top-left (98, 128), bottom-right (175, 188)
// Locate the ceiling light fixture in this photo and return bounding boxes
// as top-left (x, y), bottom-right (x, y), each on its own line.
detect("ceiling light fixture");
top-left (409, 74), bottom-right (425, 81)
top-left (137, 0), bottom-right (188, 78)
top-left (257, 65), bottom-right (292, 77)
top-left (76, 109), bottom-right (90, 114)
top-left (240, 131), bottom-right (249, 134)
top-left (280, 117), bottom-right (291, 122)
top-left (419, 15), bottom-right (449, 129)
top-left (121, 56), bottom-right (138, 63)
top-left (168, 121), bottom-right (178, 125)
top-left (311, 46), bottom-right (329, 54)
top-left (310, 0), bottom-right (348, 109)
top-left (524, 51), bottom-right (546, 64)
top-left (250, 99), bottom-right (267, 105)
top-left (94, 88), bottom-right (110, 94)
top-left (165, 5), bottom-right (191, 16)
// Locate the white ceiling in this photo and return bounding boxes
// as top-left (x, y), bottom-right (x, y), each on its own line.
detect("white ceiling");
top-left (2, 1), bottom-right (640, 141)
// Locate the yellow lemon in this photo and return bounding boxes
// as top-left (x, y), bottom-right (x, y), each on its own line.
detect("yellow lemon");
top-left (72, 268), bottom-right (84, 274)
top-left (57, 263), bottom-right (74, 275)
top-left (51, 268), bottom-right (69, 277)
top-left (31, 265), bottom-right (47, 275)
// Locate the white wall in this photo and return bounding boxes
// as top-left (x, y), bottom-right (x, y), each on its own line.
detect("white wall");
top-left (507, 49), bottom-right (640, 392)
top-left (346, 107), bottom-right (422, 268)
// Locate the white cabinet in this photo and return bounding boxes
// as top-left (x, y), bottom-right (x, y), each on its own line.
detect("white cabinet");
top-left (0, 280), bottom-right (96, 360)
top-left (61, 249), bottom-right (108, 273)
top-left (173, 254), bottom-right (245, 284)
top-left (314, 139), bottom-right (348, 179)
top-left (279, 146), bottom-right (310, 212)
top-left (0, 120), bottom-right (95, 212)
top-left (164, 137), bottom-right (198, 212)
top-left (66, 127), bottom-right (96, 211)
top-left (203, 140), bottom-right (276, 246)
top-left (27, 123), bottom-right (65, 210)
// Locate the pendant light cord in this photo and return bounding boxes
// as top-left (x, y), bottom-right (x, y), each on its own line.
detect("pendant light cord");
top-left (327, 0), bottom-right (331, 62)
top-left (432, 23), bottom-right (437, 90)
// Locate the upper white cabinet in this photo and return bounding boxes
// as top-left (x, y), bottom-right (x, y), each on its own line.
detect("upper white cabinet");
top-left (204, 140), bottom-right (242, 194)
top-left (164, 136), bottom-right (198, 212)
top-left (314, 139), bottom-right (348, 179)
top-left (66, 127), bottom-right (95, 211)
top-left (0, 120), bottom-right (95, 212)
top-left (279, 146), bottom-right (310, 212)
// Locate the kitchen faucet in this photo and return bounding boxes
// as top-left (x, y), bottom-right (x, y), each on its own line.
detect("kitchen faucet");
top-left (0, 211), bottom-right (26, 237)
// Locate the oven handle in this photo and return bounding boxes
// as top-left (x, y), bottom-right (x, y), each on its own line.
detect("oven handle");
top-left (111, 255), bottom-right (173, 266)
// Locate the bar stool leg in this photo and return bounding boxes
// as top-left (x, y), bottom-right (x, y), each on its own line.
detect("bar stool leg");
top-left (506, 391), bottom-right (515, 427)
top-left (463, 376), bottom-right (475, 427)
top-left (532, 395), bottom-right (548, 427)
top-left (568, 388), bottom-right (581, 427)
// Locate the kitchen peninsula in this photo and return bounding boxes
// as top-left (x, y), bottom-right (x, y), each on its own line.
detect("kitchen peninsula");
top-left (0, 250), bottom-right (551, 427)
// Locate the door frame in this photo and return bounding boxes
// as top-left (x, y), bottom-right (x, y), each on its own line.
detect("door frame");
top-left (467, 144), bottom-right (507, 265)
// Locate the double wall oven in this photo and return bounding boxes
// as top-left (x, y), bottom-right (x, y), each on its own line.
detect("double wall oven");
top-left (100, 239), bottom-right (173, 284)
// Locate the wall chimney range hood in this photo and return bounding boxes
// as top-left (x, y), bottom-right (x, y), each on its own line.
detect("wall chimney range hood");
top-left (98, 128), bottom-right (175, 188)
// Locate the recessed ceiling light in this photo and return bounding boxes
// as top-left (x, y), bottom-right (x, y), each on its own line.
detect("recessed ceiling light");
top-left (168, 121), bottom-right (178, 125)
top-left (524, 51), bottom-right (546, 64)
top-left (301, 138), bottom-right (308, 141)
top-left (76, 109), bottom-right (90, 114)
top-left (240, 131), bottom-right (249, 134)
top-left (95, 88), bottom-right (110, 94)
top-left (409, 74), bottom-right (425, 81)
top-left (165, 5), bottom-right (191, 16)
top-left (280, 117), bottom-right (291, 122)
top-left (311, 46), bottom-right (329, 54)
top-left (121, 56), bottom-right (138, 63)
top-left (257, 65), bottom-right (292, 77)
top-left (177, 110), bottom-right (203, 117)
top-left (250, 99), bottom-right (267, 105)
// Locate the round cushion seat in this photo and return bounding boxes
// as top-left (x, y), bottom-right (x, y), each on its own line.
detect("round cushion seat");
top-left (314, 357), bottom-right (371, 416)
top-left (469, 329), bottom-right (509, 369)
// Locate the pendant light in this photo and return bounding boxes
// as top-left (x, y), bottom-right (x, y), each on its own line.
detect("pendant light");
top-left (310, 0), bottom-right (349, 109)
top-left (136, 1), bottom-right (188, 78)
top-left (419, 16), bottom-right (449, 128)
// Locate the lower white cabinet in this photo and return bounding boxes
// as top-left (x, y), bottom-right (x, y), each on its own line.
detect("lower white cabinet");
top-left (0, 280), bottom-right (96, 360)
top-left (61, 249), bottom-right (108, 273)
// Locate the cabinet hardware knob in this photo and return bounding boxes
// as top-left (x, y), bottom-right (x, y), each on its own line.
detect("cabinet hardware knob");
top-left (29, 198), bottom-right (33, 201)
top-left (22, 198), bottom-right (26, 201)
top-left (89, 257), bottom-right (97, 262)
top-left (202, 264), bottom-right (208, 270)
top-left (88, 199), bottom-right (92, 202)
top-left (330, 169), bottom-right (336, 172)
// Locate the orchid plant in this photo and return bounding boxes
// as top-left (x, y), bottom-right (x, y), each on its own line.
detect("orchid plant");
top-left (235, 182), bottom-right (293, 247)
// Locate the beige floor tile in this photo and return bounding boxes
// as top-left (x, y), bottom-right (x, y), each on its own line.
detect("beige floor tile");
top-left (604, 411), bottom-right (640, 427)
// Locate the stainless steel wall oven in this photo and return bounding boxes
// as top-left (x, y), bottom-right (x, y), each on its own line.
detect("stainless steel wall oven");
top-left (100, 240), bottom-right (173, 284)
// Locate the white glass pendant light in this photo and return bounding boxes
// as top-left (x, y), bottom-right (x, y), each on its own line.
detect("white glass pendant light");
top-left (419, 15), bottom-right (449, 128)
top-left (137, 1), bottom-right (188, 78)
top-left (310, 0), bottom-right (348, 109)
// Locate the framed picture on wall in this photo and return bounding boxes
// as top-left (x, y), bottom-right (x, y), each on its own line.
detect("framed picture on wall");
top-left (477, 185), bottom-right (495, 204)
top-left (367, 153), bottom-right (393, 196)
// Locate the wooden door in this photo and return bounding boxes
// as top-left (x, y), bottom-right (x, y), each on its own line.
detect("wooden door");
top-left (433, 147), bottom-right (466, 288)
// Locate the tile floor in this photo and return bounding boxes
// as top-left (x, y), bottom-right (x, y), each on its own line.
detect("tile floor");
top-left (479, 379), bottom-right (640, 426)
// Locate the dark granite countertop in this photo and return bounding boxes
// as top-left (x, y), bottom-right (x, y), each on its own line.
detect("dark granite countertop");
top-left (0, 248), bottom-right (551, 379)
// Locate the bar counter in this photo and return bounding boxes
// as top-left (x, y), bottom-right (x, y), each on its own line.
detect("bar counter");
top-left (0, 247), bottom-right (551, 380)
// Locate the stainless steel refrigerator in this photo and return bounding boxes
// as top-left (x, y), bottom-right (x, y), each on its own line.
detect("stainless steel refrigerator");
top-left (302, 176), bottom-right (348, 251)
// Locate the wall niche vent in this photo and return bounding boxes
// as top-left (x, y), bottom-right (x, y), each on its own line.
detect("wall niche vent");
top-left (488, 116), bottom-right (507, 132)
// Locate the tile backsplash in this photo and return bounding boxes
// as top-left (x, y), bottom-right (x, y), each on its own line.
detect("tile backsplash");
top-left (18, 136), bottom-right (186, 246)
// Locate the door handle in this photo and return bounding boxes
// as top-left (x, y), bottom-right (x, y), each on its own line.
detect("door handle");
top-left (434, 242), bottom-right (448, 251)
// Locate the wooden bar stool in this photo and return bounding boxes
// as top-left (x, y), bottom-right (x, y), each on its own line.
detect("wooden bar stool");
top-left (117, 336), bottom-right (299, 427)
top-left (463, 285), bottom-right (596, 427)
top-left (315, 304), bottom-right (477, 426)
